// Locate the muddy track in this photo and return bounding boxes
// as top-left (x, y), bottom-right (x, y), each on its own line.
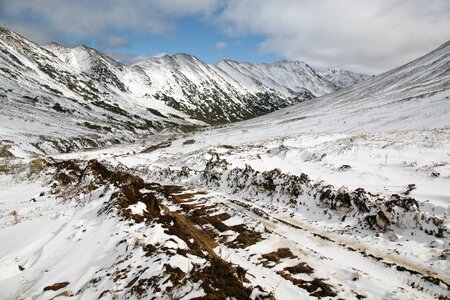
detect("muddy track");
top-left (271, 215), bottom-right (450, 288)
top-left (210, 196), bottom-right (450, 296)
top-left (160, 205), bottom-right (219, 257)
top-left (162, 188), bottom-right (339, 298)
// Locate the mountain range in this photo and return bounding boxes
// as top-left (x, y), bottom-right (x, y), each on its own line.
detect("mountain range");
top-left (0, 26), bottom-right (367, 154)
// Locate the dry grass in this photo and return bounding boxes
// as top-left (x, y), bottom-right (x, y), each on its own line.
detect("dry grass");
top-left (0, 160), bottom-right (28, 177)
top-left (10, 210), bottom-right (21, 224)
top-left (0, 145), bottom-right (15, 158)
top-left (0, 144), bottom-right (16, 174)
top-left (0, 162), bottom-right (8, 174)
top-left (0, 155), bottom-right (46, 180)
top-left (29, 157), bottom-right (46, 175)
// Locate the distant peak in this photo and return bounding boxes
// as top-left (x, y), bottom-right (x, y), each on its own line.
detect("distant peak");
top-left (144, 53), bottom-right (202, 65)
top-left (173, 53), bottom-right (200, 61)
top-left (44, 41), bottom-right (68, 49)
top-left (75, 44), bottom-right (95, 52)
top-left (274, 59), bottom-right (307, 65)
top-left (217, 59), bottom-right (310, 67)
top-left (217, 59), bottom-right (249, 65)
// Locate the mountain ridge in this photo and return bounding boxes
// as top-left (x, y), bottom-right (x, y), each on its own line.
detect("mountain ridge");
top-left (0, 26), bottom-right (368, 155)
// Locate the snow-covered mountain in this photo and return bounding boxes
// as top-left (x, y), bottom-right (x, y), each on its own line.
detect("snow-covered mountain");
top-left (0, 26), bottom-right (367, 155)
top-left (0, 27), bottom-right (193, 154)
top-left (132, 56), bottom-right (338, 124)
top-left (319, 68), bottom-right (371, 88)
top-left (245, 39), bottom-right (450, 135)
top-left (2, 27), bottom-right (449, 299)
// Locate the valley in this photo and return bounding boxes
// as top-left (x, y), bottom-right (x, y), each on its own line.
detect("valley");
top-left (0, 27), bottom-right (449, 299)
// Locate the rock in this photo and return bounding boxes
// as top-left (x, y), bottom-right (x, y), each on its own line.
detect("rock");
top-left (376, 212), bottom-right (390, 230)
top-left (182, 139), bottom-right (196, 145)
top-left (403, 184), bottom-right (416, 195)
top-left (338, 164), bottom-right (351, 172)
top-left (439, 249), bottom-right (450, 260)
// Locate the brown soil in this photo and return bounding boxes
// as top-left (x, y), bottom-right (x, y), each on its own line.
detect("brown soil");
top-left (284, 262), bottom-right (314, 275)
top-left (227, 230), bottom-right (262, 249)
top-left (191, 208), bottom-right (262, 249)
top-left (164, 264), bottom-right (185, 287)
top-left (261, 248), bottom-right (295, 263)
top-left (276, 270), bottom-right (336, 298)
top-left (157, 207), bottom-right (254, 299)
top-left (43, 281), bottom-right (70, 291)
top-left (192, 257), bottom-right (251, 300)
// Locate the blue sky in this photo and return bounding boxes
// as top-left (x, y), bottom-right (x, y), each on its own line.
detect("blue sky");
top-left (1, 0), bottom-right (449, 74)
top-left (92, 17), bottom-right (279, 65)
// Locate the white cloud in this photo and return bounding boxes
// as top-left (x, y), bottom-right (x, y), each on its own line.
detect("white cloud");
top-left (107, 51), bottom-right (148, 64)
top-left (0, 0), bottom-right (221, 44)
top-left (1, 0), bottom-right (449, 74)
top-left (215, 0), bottom-right (450, 74)
top-left (98, 36), bottom-right (130, 48)
top-left (215, 41), bottom-right (227, 50)
top-left (1, 21), bottom-right (57, 45)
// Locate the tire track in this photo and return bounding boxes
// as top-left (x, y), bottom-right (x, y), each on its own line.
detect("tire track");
top-left (208, 194), bottom-right (450, 298)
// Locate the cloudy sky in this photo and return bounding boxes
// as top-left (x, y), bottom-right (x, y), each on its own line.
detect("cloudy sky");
top-left (1, 0), bottom-right (449, 74)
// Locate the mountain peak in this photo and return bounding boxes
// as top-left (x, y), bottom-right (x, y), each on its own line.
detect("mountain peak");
top-left (274, 59), bottom-right (307, 66)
